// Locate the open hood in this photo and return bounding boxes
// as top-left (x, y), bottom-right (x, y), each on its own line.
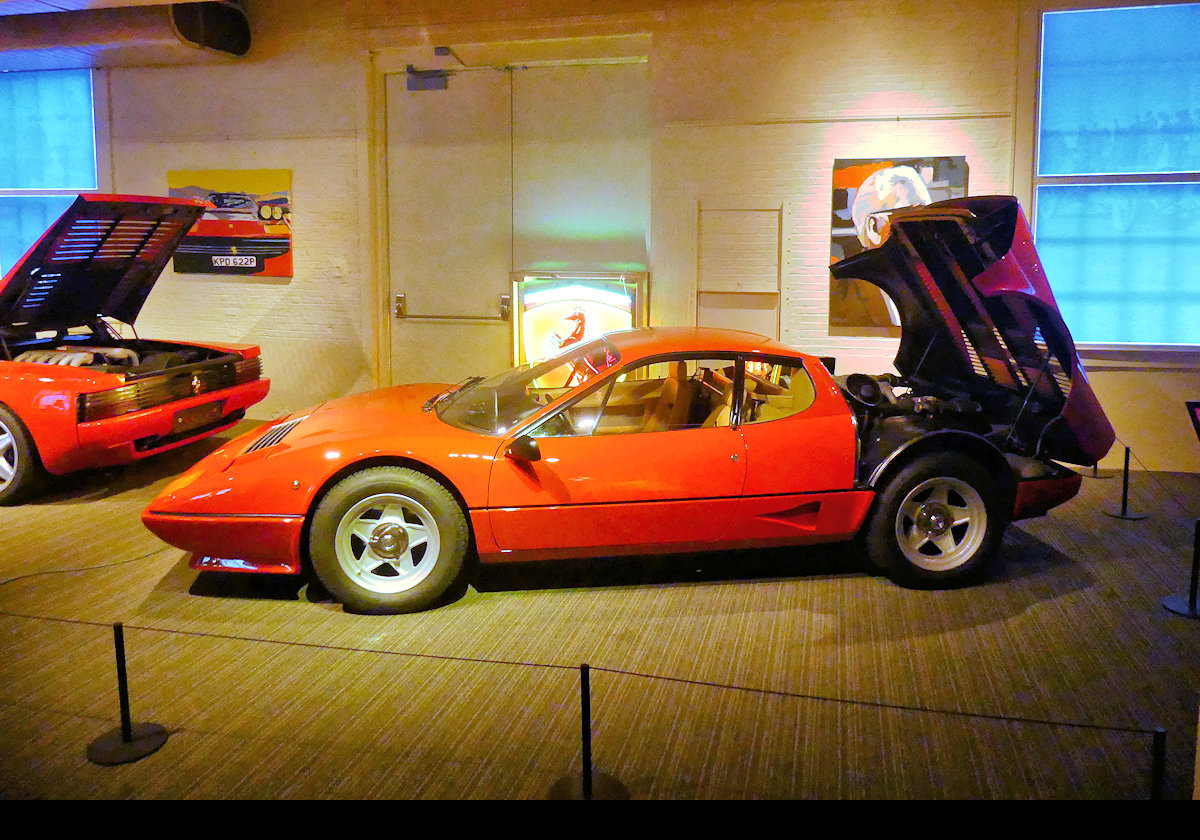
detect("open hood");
top-left (830, 195), bottom-right (1114, 466)
top-left (0, 194), bottom-right (207, 336)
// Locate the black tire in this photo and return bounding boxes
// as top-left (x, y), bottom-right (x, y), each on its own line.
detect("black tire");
top-left (0, 404), bottom-right (44, 506)
top-left (864, 453), bottom-right (1007, 589)
top-left (309, 467), bottom-right (469, 614)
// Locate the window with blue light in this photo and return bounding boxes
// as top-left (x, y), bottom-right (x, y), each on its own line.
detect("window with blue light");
top-left (0, 69), bottom-right (97, 276)
top-left (1036, 3), bottom-right (1200, 346)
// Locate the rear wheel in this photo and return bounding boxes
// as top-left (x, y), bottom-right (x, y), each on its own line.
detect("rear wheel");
top-left (309, 467), bottom-right (469, 614)
top-left (865, 453), bottom-right (1007, 588)
top-left (0, 405), bottom-right (44, 506)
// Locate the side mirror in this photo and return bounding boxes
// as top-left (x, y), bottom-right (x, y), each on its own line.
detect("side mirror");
top-left (505, 434), bottom-right (541, 462)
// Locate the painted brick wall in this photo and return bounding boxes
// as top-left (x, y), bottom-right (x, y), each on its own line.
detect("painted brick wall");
top-left (649, 0), bottom-right (1019, 374)
top-left (106, 7), bottom-right (372, 416)
top-left (98, 0), bottom-right (1199, 470)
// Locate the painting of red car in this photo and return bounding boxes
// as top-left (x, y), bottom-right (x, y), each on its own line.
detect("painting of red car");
top-left (142, 196), bottom-right (1114, 613)
top-left (171, 190), bottom-right (292, 276)
top-left (0, 194), bottom-right (270, 504)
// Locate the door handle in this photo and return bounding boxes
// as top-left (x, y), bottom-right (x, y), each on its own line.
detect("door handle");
top-left (394, 293), bottom-right (511, 321)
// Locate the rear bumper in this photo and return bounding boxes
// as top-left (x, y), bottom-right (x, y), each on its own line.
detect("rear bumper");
top-left (52, 378), bottom-right (270, 473)
top-left (1012, 467), bottom-right (1082, 521)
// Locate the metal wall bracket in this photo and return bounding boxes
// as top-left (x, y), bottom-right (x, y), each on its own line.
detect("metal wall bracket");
top-left (394, 293), bottom-right (511, 322)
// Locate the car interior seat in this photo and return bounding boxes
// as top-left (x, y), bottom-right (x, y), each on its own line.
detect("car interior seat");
top-left (754, 368), bottom-right (817, 422)
top-left (644, 361), bottom-right (698, 431)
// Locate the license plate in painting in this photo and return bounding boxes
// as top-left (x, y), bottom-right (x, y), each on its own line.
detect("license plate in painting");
top-left (212, 255), bottom-right (257, 267)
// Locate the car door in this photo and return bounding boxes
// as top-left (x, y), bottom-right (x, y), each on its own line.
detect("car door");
top-left (731, 356), bottom-right (867, 543)
top-left (485, 355), bottom-right (748, 555)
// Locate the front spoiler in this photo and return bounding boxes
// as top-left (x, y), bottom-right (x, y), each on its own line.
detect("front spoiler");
top-left (141, 511), bottom-right (304, 575)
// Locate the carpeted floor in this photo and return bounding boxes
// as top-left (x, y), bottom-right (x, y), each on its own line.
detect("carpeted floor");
top-left (1, 420), bottom-right (1197, 799)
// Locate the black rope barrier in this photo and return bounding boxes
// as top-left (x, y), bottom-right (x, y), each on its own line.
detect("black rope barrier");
top-left (1, 609), bottom-right (1174, 798)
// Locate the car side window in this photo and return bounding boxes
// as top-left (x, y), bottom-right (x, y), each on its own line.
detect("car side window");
top-left (526, 356), bottom-right (739, 437)
top-left (741, 360), bottom-right (816, 424)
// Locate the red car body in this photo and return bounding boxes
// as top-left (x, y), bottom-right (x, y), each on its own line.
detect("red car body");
top-left (0, 195), bottom-right (270, 504)
top-left (143, 196), bottom-right (1114, 613)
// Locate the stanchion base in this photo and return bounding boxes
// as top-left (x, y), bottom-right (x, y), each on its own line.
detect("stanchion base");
top-left (1104, 509), bottom-right (1148, 520)
top-left (86, 722), bottom-right (168, 766)
top-left (1162, 594), bottom-right (1200, 619)
top-left (1084, 470), bottom-right (1115, 480)
top-left (547, 771), bottom-right (631, 800)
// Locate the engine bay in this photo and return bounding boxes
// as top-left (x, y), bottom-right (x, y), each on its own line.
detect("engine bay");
top-left (15, 345), bottom-right (142, 368)
top-left (836, 372), bottom-right (984, 422)
top-left (6, 332), bottom-right (233, 378)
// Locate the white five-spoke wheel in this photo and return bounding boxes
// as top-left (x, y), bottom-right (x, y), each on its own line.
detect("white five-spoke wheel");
top-left (309, 467), bottom-right (469, 614)
top-left (0, 423), bottom-right (16, 491)
top-left (865, 453), bottom-right (1007, 588)
top-left (894, 476), bottom-right (988, 572)
top-left (0, 405), bottom-right (43, 506)
top-left (333, 492), bottom-right (442, 595)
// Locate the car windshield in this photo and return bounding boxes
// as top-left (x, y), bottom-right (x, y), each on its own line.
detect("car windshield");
top-left (209, 193), bottom-right (255, 209)
top-left (437, 338), bottom-right (621, 435)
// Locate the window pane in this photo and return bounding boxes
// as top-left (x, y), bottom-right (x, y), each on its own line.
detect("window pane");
top-left (1039, 4), bottom-right (1200, 176)
top-left (743, 361), bottom-right (815, 424)
top-left (0, 195), bottom-right (74, 277)
top-left (1034, 183), bottom-right (1200, 345)
top-left (0, 69), bottom-right (97, 190)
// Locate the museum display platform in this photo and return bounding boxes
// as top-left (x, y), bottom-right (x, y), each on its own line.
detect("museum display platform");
top-left (1, 419), bottom-right (1197, 799)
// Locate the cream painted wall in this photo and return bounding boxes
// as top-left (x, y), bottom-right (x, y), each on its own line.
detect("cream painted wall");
top-left (105, 1), bottom-right (373, 417)
top-left (99, 0), bottom-right (1199, 471)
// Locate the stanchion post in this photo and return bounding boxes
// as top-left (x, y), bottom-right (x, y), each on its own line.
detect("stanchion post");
top-left (1120, 448), bottom-right (1131, 516)
top-left (1105, 446), bottom-right (1147, 520)
top-left (1163, 519), bottom-right (1200, 619)
top-left (114, 622), bottom-right (133, 744)
top-left (547, 663), bottom-right (629, 799)
top-left (1085, 461), bottom-right (1112, 480)
top-left (1150, 727), bottom-right (1166, 800)
top-left (86, 622), bottom-right (168, 766)
top-left (581, 663), bottom-right (593, 801)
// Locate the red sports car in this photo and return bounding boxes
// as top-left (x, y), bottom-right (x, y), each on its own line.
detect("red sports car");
top-left (143, 196), bottom-right (1114, 613)
top-left (0, 194), bottom-right (270, 504)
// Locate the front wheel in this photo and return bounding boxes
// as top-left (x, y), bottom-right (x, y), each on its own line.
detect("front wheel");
top-left (864, 453), bottom-right (1008, 589)
top-left (309, 467), bottom-right (469, 614)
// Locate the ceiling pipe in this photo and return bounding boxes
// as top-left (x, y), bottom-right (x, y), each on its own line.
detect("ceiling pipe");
top-left (0, 2), bottom-right (250, 71)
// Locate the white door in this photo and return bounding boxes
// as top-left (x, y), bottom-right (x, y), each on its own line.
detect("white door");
top-left (386, 69), bottom-right (513, 386)
top-left (385, 59), bottom-right (650, 386)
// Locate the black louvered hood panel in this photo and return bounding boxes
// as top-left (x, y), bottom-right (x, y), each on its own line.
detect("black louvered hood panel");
top-left (830, 195), bottom-right (1115, 466)
top-left (0, 194), bottom-right (207, 334)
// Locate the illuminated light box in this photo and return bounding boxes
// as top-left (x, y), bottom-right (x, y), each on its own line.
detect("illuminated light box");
top-left (511, 272), bottom-right (647, 366)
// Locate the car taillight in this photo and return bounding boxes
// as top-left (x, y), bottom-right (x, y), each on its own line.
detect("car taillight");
top-left (78, 382), bottom-right (146, 421)
top-left (234, 356), bottom-right (262, 384)
top-left (78, 356), bottom-right (263, 422)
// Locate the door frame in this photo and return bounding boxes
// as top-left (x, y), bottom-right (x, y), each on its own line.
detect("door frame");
top-left (366, 30), bottom-right (653, 388)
